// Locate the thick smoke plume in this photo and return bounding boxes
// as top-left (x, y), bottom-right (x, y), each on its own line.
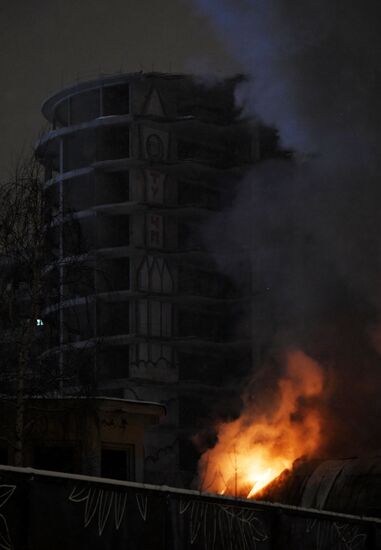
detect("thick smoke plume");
top-left (190, 0), bottom-right (381, 460)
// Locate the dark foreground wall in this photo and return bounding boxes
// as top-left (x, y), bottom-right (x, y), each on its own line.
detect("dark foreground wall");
top-left (0, 466), bottom-right (380, 550)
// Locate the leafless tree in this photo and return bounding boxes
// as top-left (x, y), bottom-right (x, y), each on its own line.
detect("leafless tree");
top-left (0, 152), bottom-right (97, 466)
top-left (0, 154), bottom-right (50, 465)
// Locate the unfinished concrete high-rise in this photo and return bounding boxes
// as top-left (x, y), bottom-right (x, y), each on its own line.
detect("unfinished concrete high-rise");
top-left (36, 72), bottom-right (278, 486)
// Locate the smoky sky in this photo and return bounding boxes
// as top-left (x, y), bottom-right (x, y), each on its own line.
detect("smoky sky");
top-left (190, 0), bottom-right (381, 457)
top-left (0, 0), bottom-right (239, 177)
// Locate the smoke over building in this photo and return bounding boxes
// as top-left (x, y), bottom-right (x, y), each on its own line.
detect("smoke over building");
top-left (186, 0), bottom-right (381, 498)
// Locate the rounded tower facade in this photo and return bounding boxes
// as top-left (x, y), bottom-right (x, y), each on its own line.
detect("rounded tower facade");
top-left (37, 73), bottom-right (255, 485)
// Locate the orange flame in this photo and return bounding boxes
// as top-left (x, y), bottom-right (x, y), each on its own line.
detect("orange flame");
top-left (198, 350), bottom-right (325, 498)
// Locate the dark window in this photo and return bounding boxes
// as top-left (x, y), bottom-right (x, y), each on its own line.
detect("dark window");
top-left (63, 304), bottom-right (95, 343)
top-left (101, 447), bottom-right (134, 480)
top-left (97, 257), bottom-right (130, 292)
top-left (178, 221), bottom-right (202, 249)
top-left (63, 262), bottom-right (95, 298)
top-left (177, 140), bottom-right (199, 161)
top-left (178, 351), bottom-right (225, 384)
top-left (103, 84), bottom-right (130, 116)
top-left (63, 130), bottom-right (96, 172)
top-left (97, 300), bottom-right (129, 337)
top-left (33, 446), bottom-right (75, 473)
top-left (97, 126), bottom-right (129, 161)
top-left (70, 90), bottom-right (100, 124)
top-left (96, 171), bottom-right (129, 205)
top-left (178, 181), bottom-right (221, 209)
top-left (97, 215), bottom-right (129, 248)
top-left (178, 266), bottom-right (235, 298)
top-left (98, 346), bottom-right (129, 380)
top-left (63, 349), bottom-right (96, 389)
top-left (178, 309), bottom-right (227, 340)
top-left (0, 447), bottom-right (8, 465)
top-left (63, 217), bottom-right (95, 256)
top-left (64, 174), bottom-right (95, 213)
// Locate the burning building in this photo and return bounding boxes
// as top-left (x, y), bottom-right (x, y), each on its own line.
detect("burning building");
top-left (34, 72), bottom-right (287, 486)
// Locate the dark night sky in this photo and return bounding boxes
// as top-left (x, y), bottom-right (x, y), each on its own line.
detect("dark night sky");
top-left (0, 0), bottom-right (239, 176)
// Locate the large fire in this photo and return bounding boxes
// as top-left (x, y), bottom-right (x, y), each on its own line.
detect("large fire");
top-left (198, 350), bottom-right (325, 498)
